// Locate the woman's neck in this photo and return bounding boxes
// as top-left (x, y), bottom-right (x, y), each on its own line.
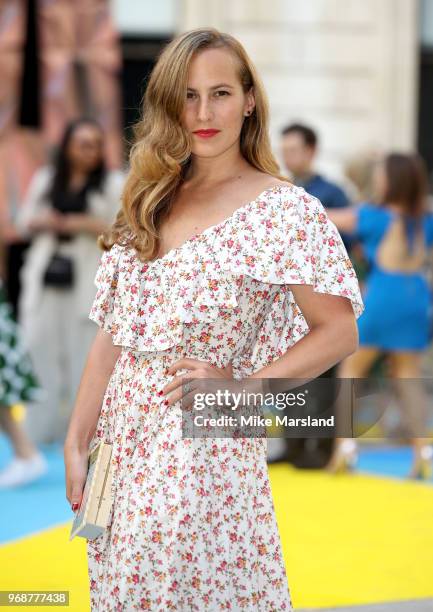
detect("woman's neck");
top-left (185, 145), bottom-right (252, 189)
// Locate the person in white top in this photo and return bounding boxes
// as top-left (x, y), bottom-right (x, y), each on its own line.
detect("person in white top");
top-left (16, 118), bottom-right (125, 445)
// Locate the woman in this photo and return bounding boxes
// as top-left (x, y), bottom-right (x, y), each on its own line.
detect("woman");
top-left (64, 28), bottom-right (364, 610)
top-left (16, 118), bottom-right (124, 445)
top-left (326, 153), bottom-right (433, 479)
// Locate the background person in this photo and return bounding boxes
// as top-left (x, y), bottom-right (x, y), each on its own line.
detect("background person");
top-left (0, 272), bottom-right (47, 487)
top-left (327, 152), bottom-right (433, 479)
top-left (16, 118), bottom-right (124, 445)
top-left (280, 124), bottom-right (351, 210)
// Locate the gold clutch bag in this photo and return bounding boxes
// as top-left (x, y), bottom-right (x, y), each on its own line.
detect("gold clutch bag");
top-left (69, 440), bottom-right (113, 541)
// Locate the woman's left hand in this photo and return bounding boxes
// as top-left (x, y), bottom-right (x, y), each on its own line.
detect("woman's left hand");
top-left (159, 357), bottom-right (264, 410)
top-left (160, 358), bottom-right (236, 409)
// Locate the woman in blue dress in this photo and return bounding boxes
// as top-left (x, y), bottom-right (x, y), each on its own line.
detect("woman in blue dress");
top-left (326, 152), bottom-right (433, 479)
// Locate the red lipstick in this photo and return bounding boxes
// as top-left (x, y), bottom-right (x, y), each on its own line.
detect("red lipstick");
top-left (193, 129), bottom-right (220, 138)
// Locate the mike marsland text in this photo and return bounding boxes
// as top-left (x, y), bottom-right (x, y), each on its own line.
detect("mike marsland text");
top-left (193, 415), bottom-right (335, 427)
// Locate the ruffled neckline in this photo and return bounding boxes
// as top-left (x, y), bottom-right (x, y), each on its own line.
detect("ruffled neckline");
top-left (89, 183), bottom-right (365, 352)
top-left (146, 182), bottom-right (294, 267)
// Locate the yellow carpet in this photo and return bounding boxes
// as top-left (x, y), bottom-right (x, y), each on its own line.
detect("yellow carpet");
top-left (271, 464), bottom-right (433, 608)
top-left (0, 526), bottom-right (90, 611)
top-left (1, 466), bottom-right (432, 610)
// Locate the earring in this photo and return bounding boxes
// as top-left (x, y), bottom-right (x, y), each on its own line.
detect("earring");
top-left (245, 110), bottom-right (252, 117)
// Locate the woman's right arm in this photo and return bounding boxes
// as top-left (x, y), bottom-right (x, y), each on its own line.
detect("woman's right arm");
top-left (63, 327), bottom-right (121, 510)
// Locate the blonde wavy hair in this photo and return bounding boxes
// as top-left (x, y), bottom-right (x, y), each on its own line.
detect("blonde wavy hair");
top-left (99, 27), bottom-right (289, 261)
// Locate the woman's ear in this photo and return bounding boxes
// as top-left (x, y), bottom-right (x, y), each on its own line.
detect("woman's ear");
top-left (245, 87), bottom-right (255, 115)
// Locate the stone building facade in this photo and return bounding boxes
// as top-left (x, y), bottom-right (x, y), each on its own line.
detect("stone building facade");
top-left (179, 0), bottom-right (419, 180)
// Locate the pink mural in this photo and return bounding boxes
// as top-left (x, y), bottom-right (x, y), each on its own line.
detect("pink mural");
top-left (0, 0), bottom-right (123, 244)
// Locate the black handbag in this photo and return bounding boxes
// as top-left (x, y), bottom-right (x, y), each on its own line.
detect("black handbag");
top-left (43, 252), bottom-right (74, 288)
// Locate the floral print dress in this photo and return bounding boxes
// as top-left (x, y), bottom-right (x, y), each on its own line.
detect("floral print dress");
top-left (86, 183), bottom-right (364, 611)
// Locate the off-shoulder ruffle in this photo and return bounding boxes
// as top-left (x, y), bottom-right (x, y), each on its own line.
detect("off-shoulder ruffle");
top-left (89, 185), bottom-right (364, 352)
top-left (88, 243), bottom-right (242, 351)
top-left (208, 186), bottom-right (364, 314)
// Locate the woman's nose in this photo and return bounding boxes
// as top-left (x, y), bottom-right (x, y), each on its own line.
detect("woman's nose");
top-left (197, 98), bottom-right (213, 122)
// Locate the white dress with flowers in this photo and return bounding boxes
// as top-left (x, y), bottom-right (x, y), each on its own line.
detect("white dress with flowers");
top-left (86, 183), bottom-right (364, 611)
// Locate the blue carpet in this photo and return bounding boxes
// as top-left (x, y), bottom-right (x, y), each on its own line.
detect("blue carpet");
top-left (0, 433), bottom-right (72, 544)
top-left (357, 445), bottom-right (433, 482)
top-left (0, 434), bottom-right (431, 544)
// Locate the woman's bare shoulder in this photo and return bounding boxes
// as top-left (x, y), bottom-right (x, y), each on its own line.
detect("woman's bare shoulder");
top-left (249, 172), bottom-right (291, 188)
top-left (244, 173), bottom-right (293, 200)
top-left (264, 176), bottom-right (291, 187)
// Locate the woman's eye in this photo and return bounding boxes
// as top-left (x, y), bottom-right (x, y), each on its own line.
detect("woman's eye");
top-left (187, 91), bottom-right (229, 99)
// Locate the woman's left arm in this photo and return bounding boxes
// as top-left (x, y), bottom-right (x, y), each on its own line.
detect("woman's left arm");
top-left (248, 283), bottom-right (358, 383)
top-left (162, 285), bottom-right (359, 405)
